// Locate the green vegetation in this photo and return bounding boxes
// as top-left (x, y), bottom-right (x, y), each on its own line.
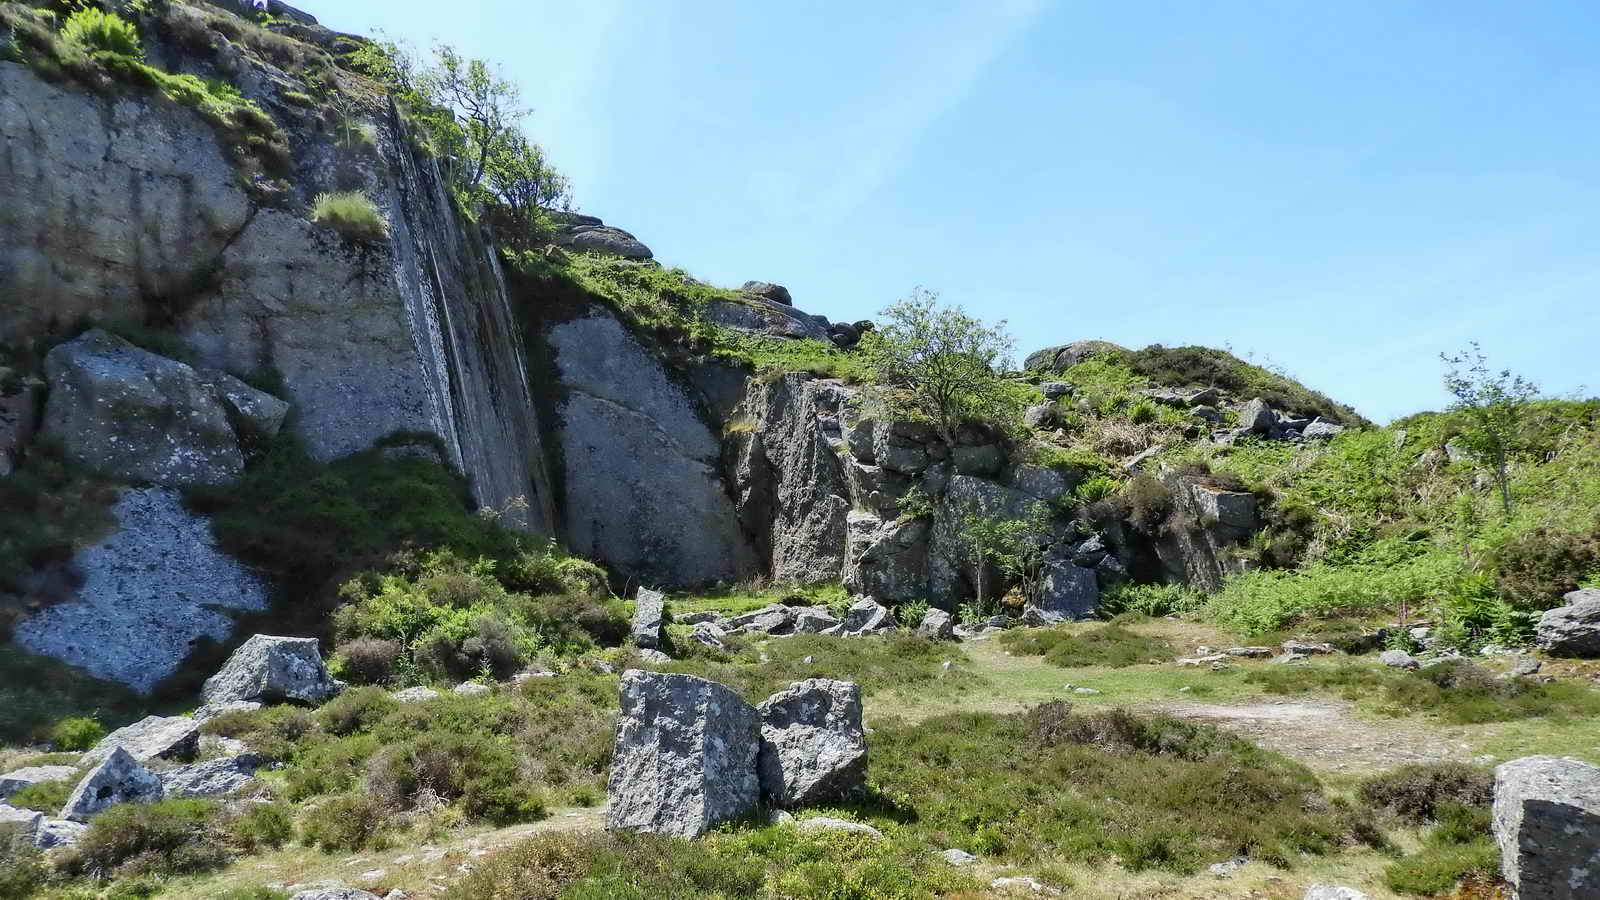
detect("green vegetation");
top-left (663, 633), bottom-right (977, 705)
top-left (1123, 345), bottom-right (1365, 424)
top-left (310, 190), bottom-right (388, 242)
top-left (1096, 582), bottom-right (1203, 618)
top-left (948, 500), bottom-right (1052, 619)
top-left (1356, 764), bottom-right (1499, 895)
top-left (48, 715), bottom-right (104, 751)
top-left (857, 289), bottom-right (1022, 443)
top-left (0, 647), bottom-right (146, 745)
top-left (5, 778), bottom-right (73, 814)
top-left (59, 6), bottom-right (141, 57)
top-left (1246, 658), bottom-right (1600, 724)
top-left (62, 798), bottom-right (229, 880)
top-left (998, 624), bottom-right (1174, 668)
top-left (1442, 343), bottom-right (1541, 516)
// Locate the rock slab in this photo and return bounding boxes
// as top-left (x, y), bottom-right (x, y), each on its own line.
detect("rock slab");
top-left (606, 670), bottom-right (761, 838)
top-left (758, 679), bottom-right (868, 808)
top-left (0, 766), bottom-right (79, 801)
top-left (1493, 755), bottom-right (1600, 899)
top-left (81, 715), bottom-right (199, 768)
top-left (633, 587), bottom-right (666, 650)
top-left (1535, 589), bottom-right (1600, 657)
top-left (203, 634), bottom-right (342, 705)
top-left (60, 747), bottom-right (162, 822)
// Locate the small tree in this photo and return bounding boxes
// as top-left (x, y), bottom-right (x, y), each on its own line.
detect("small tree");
top-left (951, 500), bottom-right (1053, 620)
top-left (1441, 343), bottom-right (1538, 517)
top-left (858, 289), bottom-right (1019, 446)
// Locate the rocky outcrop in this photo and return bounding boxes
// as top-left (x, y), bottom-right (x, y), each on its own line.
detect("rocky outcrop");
top-left (41, 330), bottom-right (286, 487)
top-left (550, 312), bottom-right (756, 586)
top-left (1023, 560), bottom-right (1099, 625)
top-left (757, 679), bottom-right (868, 808)
top-left (61, 747), bottom-right (162, 822)
top-left (1493, 755), bottom-right (1600, 899)
top-left (12, 487), bottom-right (270, 693)
top-left (81, 715), bottom-right (199, 767)
top-left (1023, 340), bottom-right (1128, 372)
top-left (1536, 589), bottom-right (1600, 657)
top-left (202, 634), bottom-right (342, 705)
top-left (706, 296), bottom-right (832, 342)
top-left (1153, 473), bottom-right (1257, 592)
top-left (606, 670), bottom-right (761, 838)
top-left (552, 220), bottom-right (652, 259)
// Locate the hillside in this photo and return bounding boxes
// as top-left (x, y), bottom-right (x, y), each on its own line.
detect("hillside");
top-left (3, 3), bottom-right (1600, 900)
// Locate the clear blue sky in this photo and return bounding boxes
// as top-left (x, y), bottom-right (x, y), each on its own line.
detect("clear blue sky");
top-left (323, 0), bottom-right (1600, 423)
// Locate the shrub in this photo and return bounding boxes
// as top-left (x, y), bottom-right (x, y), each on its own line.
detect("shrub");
top-left (224, 801), bottom-right (295, 853)
top-left (61, 8), bottom-right (141, 58)
top-left (1097, 582), bottom-right (1202, 618)
top-left (316, 686), bottom-right (399, 736)
top-left (284, 734), bottom-right (381, 800)
top-left (1071, 474), bottom-right (1120, 504)
top-left (368, 731), bottom-right (546, 825)
top-left (1493, 527), bottom-right (1600, 610)
top-left (332, 637), bottom-right (402, 685)
top-left (310, 191), bottom-right (388, 242)
top-left (998, 625), bottom-right (1173, 668)
top-left (1384, 838), bottom-right (1500, 896)
top-left (200, 705), bottom-right (315, 762)
top-left (1358, 763), bottom-right (1494, 824)
top-left (51, 715), bottom-right (105, 751)
top-left (0, 825), bottom-right (47, 900)
top-left (300, 792), bottom-right (392, 851)
top-left (65, 798), bottom-right (227, 878)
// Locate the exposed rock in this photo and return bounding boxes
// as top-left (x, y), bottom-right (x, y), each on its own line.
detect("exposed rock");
top-left (202, 370), bottom-right (290, 441)
top-left (1379, 649), bottom-right (1420, 670)
top-left (1023, 561), bottom-right (1099, 625)
top-left (1039, 381), bottom-right (1073, 400)
top-left (633, 587), bottom-right (666, 650)
top-left (33, 817), bottom-right (87, 850)
top-left (843, 512), bottom-right (930, 606)
top-left (678, 611), bottom-right (720, 626)
top-left (841, 598), bottom-right (893, 635)
top-left (202, 635), bottom-right (342, 705)
top-left (82, 716), bottom-right (199, 767)
top-left (289, 890), bottom-right (384, 900)
top-left (160, 756), bottom-right (261, 798)
top-left (1008, 464), bottom-right (1073, 502)
top-left (951, 443), bottom-right (1005, 476)
top-left (740, 281), bottom-right (793, 305)
top-left (1302, 419), bottom-right (1346, 441)
top-left (606, 671), bottom-right (761, 838)
top-left (1024, 340), bottom-right (1127, 373)
top-left (1303, 888), bottom-right (1368, 900)
top-left (193, 701), bottom-right (263, 724)
top-left (758, 679), bottom-right (868, 808)
top-left (1023, 402), bottom-right (1059, 429)
top-left (1493, 755), bottom-right (1600, 900)
top-left (1224, 647), bottom-right (1273, 659)
top-left (1281, 640), bottom-right (1336, 656)
top-left (0, 803), bottom-right (42, 841)
top-left (553, 224), bottom-right (652, 259)
top-left (1240, 398), bottom-right (1277, 434)
top-left (1536, 589), bottom-right (1600, 657)
top-left (916, 608), bottom-right (955, 641)
top-left (636, 649), bottom-right (672, 664)
top-left (726, 604), bottom-right (796, 635)
top-left (1510, 656), bottom-right (1542, 677)
top-left (930, 476), bottom-right (1039, 602)
top-left (0, 767), bottom-right (78, 801)
top-left (940, 848), bottom-right (978, 866)
top-left (706, 296), bottom-right (832, 342)
top-left (1153, 474), bottom-right (1257, 592)
top-left (792, 608), bottom-right (841, 634)
top-left (796, 816), bottom-right (883, 838)
top-left (990, 876), bottom-right (1062, 895)
top-left (552, 312), bottom-right (755, 586)
top-left (689, 622), bottom-right (728, 651)
top-left (453, 682), bottom-right (492, 696)
top-left (391, 687), bottom-right (439, 703)
top-left (61, 747), bottom-right (162, 822)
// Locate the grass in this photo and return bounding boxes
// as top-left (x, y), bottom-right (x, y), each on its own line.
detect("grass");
top-left (998, 624), bottom-right (1174, 668)
top-left (661, 632), bottom-right (978, 705)
top-left (310, 190), bottom-right (389, 242)
top-left (6, 777), bottom-right (74, 813)
top-left (668, 582), bottom-right (851, 619)
top-left (0, 646), bottom-right (151, 745)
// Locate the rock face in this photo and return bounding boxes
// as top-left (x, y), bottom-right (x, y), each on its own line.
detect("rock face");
top-left (632, 587), bottom-right (666, 650)
top-left (606, 670), bottom-right (761, 838)
top-left (553, 222), bottom-right (653, 259)
top-left (1024, 340), bottom-right (1128, 372)
top-left (550, 312), bottom-right (756, 586)
top-left (757, 679), bottom-right (868, 808)
top-left (0, 767), bottom-right (79, 801)
top-left (1, 59), bottom-right (556, 532)
top-left (1153, 474), bottom-right (1258, 591)
top-left (81, 716), bottom-right (199, 767)
top-left (12, 487), bottom-right (270, 693)
top-left (1024, 561), bottom-right (1100, 625)
top-left (202, 635), bottom-right (342, 705)
top-left (60, 747), bottom-right (162, 822)
top-left (1536, 590), bottom-right (1600, 657)
top-left (706, 296), bottom-right (832, 342)
top-left (40, 330), bottom-right (285, 486)
top-left (1493, 755), bottom-right (1600, 899)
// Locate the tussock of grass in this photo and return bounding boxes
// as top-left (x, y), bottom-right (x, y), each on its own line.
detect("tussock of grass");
top-left (310, 190), bottom-right (389, 242)
top-left (998, 624), bottom-right (1173, 668)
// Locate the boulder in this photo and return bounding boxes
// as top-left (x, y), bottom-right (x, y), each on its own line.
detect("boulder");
top-left (1224, 647), bottom-right (1273, 659)
top-left (990, 876), bottom-right (1062, 895)
top-left (1023, 562), bottom-right (1099, 625)
top-left (200, 370), bottom-right (290, 441)
top-left (0, 803), bottom-right (42, 841)
top-left (726, 604), bottom-right (796, 635)
top-left (1302, 419), bottom-right (1346, 441)
top-left (1303, 889), bottom-right (1368, 900)
top-left (707, 296), bottom-right (833, 342)
top-left (1281, 640), bottom-right (1335, 656)
top-left (951, 444), bottom-right (1004, 476)
top-left (633, 587), bottom-right (666, 650)
top-left (82, 715), bottom-right (199, 767)
top-left (391, 687), bottom-right (439, 703)
top-left (1009, 464), bottom-right (1073, 502)
top-left (606, 670), bottom-right (761, 838)
top-left (202, 635), bottom-right (342, 705)
top-left (1023, 402), bottom-right (1059, 429)
top-left (689, 622), bottom-right (728, 651)
top-left (553, 224), bottom-right (652, 259)
top-left (0, 766), bottom-right (79, 801)
top-left (41, 329), bottom-right (253, 486)
top-left (1536, 590), bottom-right (1600, 657)
top-left (453, 682), bottom-right (492, 696)
top-left (678, 611), bottom-right (719, 626)
top-left (740, 281), bottom-right (793, 305)
top-left (160, 756), bottom-right (261, 798)
top-left (916, 608), bottom-right (955, 641)
top-left (1240, 398), bottom-right (1276, 434)
top-left (33, 817), bottom-right (87, 849)
top-left (792, 608), bottom-right (841, 634)
top-left (636, 649), bottom-right (672, 664)
top-left (1379, 649), bottom-right (1420, 670)
top-left (841, 598), bottom-right (893, 635)
top-left (289, 891), bottom-right (384, 900)
top-left (60, 747), bottom-right (162, 822)
top-left (797, 816), bottom-right (882, 839)
top-left (843, 512), bottom-right (930, 606)
top-left (940, 848), bottom-right (978, 866)
top-left (1493, 755), bottom-right (1600, 899)
top-left (192, 700), bottom-right (262, 724)
top-left (1024, 340), bottom-right (1127, 373)
top-left (757, 679), bottom-right (868, 808)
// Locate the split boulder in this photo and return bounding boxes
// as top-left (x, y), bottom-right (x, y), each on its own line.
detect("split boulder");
top-left (757, 679), bottom-right (868, 808)
top-left (60, 747), bottom-right (162, 822)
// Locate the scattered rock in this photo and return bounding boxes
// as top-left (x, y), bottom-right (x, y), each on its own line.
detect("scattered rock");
top-left (758, 679), bottom-right (868, 808)
top-left (689, 622), bottom-right (728, 651)
top-left (1039, 381), bottom-right (1073, 400)
top-left (60, 746), bottom-right (162, 822)
top-left (33, 817), bottom-right (87, 850)
top-left (678, 611), bottom-right (719, 626)
top-left (391, 687), bottom-right (440, 703)
top-left (915, 608), bottom-right (955, 641)
top-left (1509, 655), bottom-right (1543, 677)
top-left (939, 848), bottom-right (978, 866)
top-left (989, 875), bottom-right (1062, 895)
top-left (1379, 649), bottom-right (1420, 670)
top-left (797, 816), bottom-right (882, 839)
top-left (1303, 888), bottom-right (1368, 900)
top-left (740, 281), bottom-right (793, 305)
top-left (726, 604), bottom-right (795, 635)
top-left (81, 715), bottom-right (199, 767)
top-left (606, 670), bottom-right (761, 838)
top-left (202, 370), bottom-right (290, 442)
top-left (1302, 419), bottom-right (1346, 441)
top-left (1493, 755), bottom-right (1600, 899)
top-left (0, 803), bottom-right (41, 842)
top-left (636, 649), bottom-right (672, 664)
top-left (1224, 647), bottom-right (1273, 659)
top-left (160, 755), bottom-right (261, 798)
top-left (452, 682), bottom-right (492, 697)
top-left (792, 608), bottom-right (841, 634)
top-left (192, 700), bottom-right (262, 724)
top-left (1023, 402), bottom-right (1059, 430)
top-left (289, 890), bottom-right (384, 900)
top-left (0, 766), bottom-right (79, 801)
top-left (1208, 856), bottom-right (1247, 877)
top-left (1536, 589), bottom-right (1600, 657)
top-left (632, 587), bottom-right (666, 650)
top-left (841, 598), bottom-right (892, 636)
top-left (203, 634), bottom-right (343, 705)
top-left (1177, 654), bottom-right (1229, 667)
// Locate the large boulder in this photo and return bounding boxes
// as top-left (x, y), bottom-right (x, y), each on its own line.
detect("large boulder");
top-left (1023, 561), bottom-right (1100, 625)
top-left (757, 679), bottom-right (868, 808)
top-left (706, 296), bottom-right (832, 342)
top-left (553, 223), bottom-right (652, 259)
top-left (1536, 590), bottom-right (1600, 657)
top-left (1493, 755), bottom-right (1600, 899)
top-left (916, 608), bottom-right (955, 641)
top-left (159, 756), bottom-right (262, 798)
top-left (0, 803), bottom-right (42, 842)
top-left (0, 766), bottom-right (78, 801)
top-left (740, 281), bottom-right (793, 305)
top-left (1024, 340), bottom-right (1127, 373)
top-left (60, 747), bottom-right (162, 822)
top-left (841, 598), bottom-right (893, 635)
top-left (725, 604), bottom-right (797, 635)
top-left (632, 587), bottom-right (666, 650)
top-left (33, 817), bottom-right (87, 850)
top-left (202, 635), bottom-right (342, 705)
top-left (843, 512), bottom-right (930, 606)
top-left (40, 329), bottom-right (267, 486)
top-left (606, 670), bottom-right (761, 838)
top-left (81, 715), bottom-right (199, 767)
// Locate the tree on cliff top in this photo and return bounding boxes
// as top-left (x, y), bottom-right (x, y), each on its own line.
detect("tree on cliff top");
top-left (1441, 343), bottom-right (1539, 517)
top-left (858, 289), bottom-right (1019, 445)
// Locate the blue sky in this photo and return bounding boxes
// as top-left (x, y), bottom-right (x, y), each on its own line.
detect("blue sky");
top-left (323, 0), bottom-right (1600, 423)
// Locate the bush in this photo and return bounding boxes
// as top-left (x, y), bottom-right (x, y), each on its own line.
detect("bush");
top-left (1358, 763), bottom-right (1494, 824)
top-left (51, 715), bottom-right (105, 751)
top-left (300, 792), bottom-right (391, 851)
top-left (201, 705), bottom-right (315, 762)
top-left (368, 731), bottom-right (546, 825)
top-left (225, 801), bottom-right (295, 853)
top-left (66, 798), bottom-right (227, 878)
top-left (284, 734), bottom-right (381, 800)
top-left (310, 190), bottom-right (388, 242)
top-left (1493, 527), bottom-right (1600, 610)
top-left (332, 637), bottom-right (402, 685)
top-left (316, 686), bottom-right (399, 736)
top-left (0, 826), bottom-right (47, 900)
top-left (998, 625), bottom-right (1173, 668)
top-left (1097, 582), bottom-right (1202, 618)
top-left (61, 8), bottom-right (141, 58)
